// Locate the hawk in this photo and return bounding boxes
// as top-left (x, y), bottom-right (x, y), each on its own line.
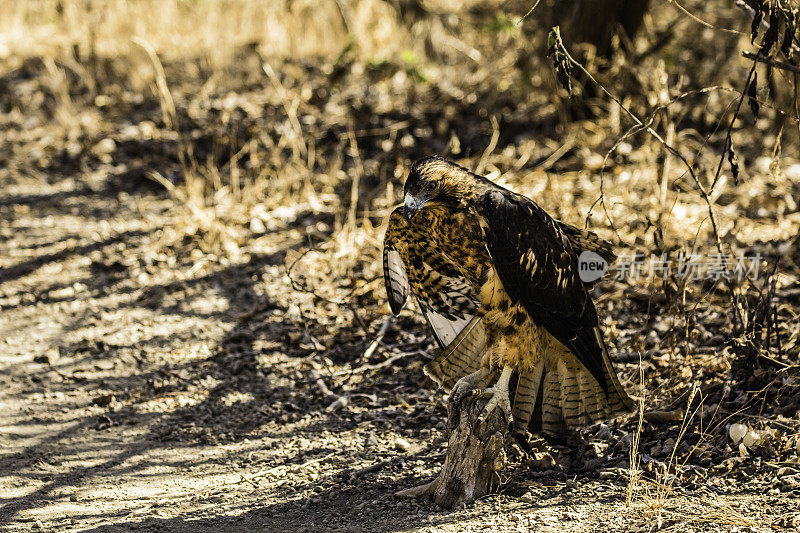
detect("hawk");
top-left (383, 156), bottom-right (633, 440)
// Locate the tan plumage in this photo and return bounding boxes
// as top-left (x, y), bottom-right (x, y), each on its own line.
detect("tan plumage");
top-left (384, 156), bottom-right (633, 438)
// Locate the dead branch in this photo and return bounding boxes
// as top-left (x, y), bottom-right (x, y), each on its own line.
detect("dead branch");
top-left (553, 32), bottom-right (747, 332)
top-left (332, 350), bottom-right (415, 377)
top-left (742, 51), bottom-right (800, 74)
top-left (644, 409), bottom-right (685, 423)
top-left (395, 389), bottom-right (506, 508)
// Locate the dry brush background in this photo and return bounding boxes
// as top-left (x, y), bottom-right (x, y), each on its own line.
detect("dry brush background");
top-left (0, 1), bottom-right (799, 531)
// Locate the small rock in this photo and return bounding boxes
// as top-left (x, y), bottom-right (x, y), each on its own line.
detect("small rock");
top-left (742, 430), bottom-right (762, 449)
top-left (91, 138), bottom-right (116, 156)
top-left (365, 433), bottom-right (379, 448)
top-left (395, 437), bottom-right (412, 452)
top-left (92, 394), bottom-right (115, 407)
top-left (250, 217), bottom-right (266, 234)
top-left (95, 360), bottom-right (115, 371)
top-left (785, 163), bottom-right (800, 180)
top-left (33, 348), bottom-right (59, 364)
top-left (729, 423), bottom-right (747, 444)
top-left (662, 438), bottom-right (676, 455)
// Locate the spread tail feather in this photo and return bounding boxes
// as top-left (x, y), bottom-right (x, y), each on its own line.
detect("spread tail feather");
top-left (595, 327), bottom-right (635, 414)
top-left (511, 329), bottom-right (633, 435)
top-left (423, 316), bottom-right (485, 391)
top-left (511, 360), bottom-right (543, 433)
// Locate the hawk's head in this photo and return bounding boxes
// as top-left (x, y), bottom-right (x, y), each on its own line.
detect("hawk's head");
top-left (402, 156), bottom-right (473, 221)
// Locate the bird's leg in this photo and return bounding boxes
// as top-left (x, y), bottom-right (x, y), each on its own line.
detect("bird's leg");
top-left (450, 367), bottom-right (491, 403)
top-left (471, 366), bottom-right (513, 426)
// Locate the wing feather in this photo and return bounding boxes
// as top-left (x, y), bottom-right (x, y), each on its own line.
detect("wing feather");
top-left (476, 189), bottom-right (608, 391)
top-left (424, 316), bottom-right (485, 390)
top-left (383, 205), bottom-right (481, 350)
top-left (419, 302), bottom-right (474, 348)
top-left (383, 246), bottom-right (409, 316)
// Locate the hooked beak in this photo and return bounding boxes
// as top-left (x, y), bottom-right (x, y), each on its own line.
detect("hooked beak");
top-left (403, 194), bottom-right (422, 221)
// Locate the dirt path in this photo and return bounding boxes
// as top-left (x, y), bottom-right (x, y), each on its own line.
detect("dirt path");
top-left (0, 177), bottom-right (796, 532)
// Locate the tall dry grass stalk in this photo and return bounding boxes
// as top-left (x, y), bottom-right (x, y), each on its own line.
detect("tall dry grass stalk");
top-left (623, 383), bottom-right (759, 529)
top-left (626, 357), bottom-right (646, 506)
top-left (0, 0), bottom-right (506, 268)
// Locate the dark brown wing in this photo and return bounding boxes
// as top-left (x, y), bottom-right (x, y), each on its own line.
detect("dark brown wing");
top-left (556, 220), bottom-right (617, 265)
top-left (476, 189), bottom-right (608, 391)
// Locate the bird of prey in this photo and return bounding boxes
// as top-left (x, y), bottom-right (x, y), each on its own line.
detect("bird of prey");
top-left (383, 156), bottom-right (633, 439)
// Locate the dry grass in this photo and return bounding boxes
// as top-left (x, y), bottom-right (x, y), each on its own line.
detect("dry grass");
top-left (0, 1), bottom-right (525, 264)
top-left (3, 0), bottom-right (798, 364)
top-left (0, 0), bottom-right (392, 62)
top-left (623, 381), bottom-right (761, 530)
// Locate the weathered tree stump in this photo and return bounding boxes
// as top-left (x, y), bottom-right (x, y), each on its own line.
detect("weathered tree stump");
top-left (395, 391), bottom-right (507, 509)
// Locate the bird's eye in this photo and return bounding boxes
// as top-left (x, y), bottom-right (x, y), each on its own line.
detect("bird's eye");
top-left (424, 182), bottom-right (437, 193)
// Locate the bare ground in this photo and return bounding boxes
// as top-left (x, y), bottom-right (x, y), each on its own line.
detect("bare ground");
top-left (0, 156), bottom-right (798, 533)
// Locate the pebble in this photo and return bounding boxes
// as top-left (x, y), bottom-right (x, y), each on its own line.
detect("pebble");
top-left (92, 394), bottom-right (115, 407)
top-left (729, 423), bottom-right (747, 444)
top-left (91, 138), bottom-right (116, 156)
top-left (365, 433), bottom-right (378, 448)
top-left (742, 429), bottom-right (762, 449)
top-left (33, 347), bottom-right (59, 364)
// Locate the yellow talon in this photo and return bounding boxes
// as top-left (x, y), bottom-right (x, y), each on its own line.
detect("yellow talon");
top-left (471, 366), bottom-right (513, 425)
